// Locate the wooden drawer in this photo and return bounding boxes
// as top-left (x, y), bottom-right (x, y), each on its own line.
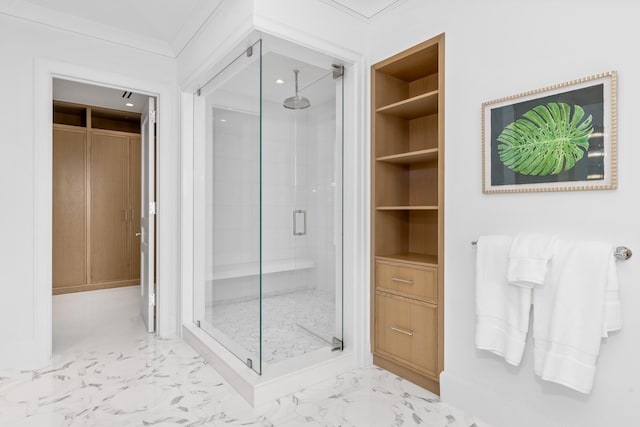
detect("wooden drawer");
top-left (375, 260), bottom-right (437, 302)
top-left (375, 291), bottom-right (437, 377)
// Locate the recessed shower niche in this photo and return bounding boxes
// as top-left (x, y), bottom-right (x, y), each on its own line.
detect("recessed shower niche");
top-left (186, 34), bottom-right (350, 405)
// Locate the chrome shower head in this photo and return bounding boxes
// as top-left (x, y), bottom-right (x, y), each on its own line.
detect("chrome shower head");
top-left (283, 69), bottom-right (310, 110)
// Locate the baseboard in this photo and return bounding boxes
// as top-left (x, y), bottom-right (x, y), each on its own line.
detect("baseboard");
top-left (440, 370), bottom-right (549, 427)
top-left (53, 280), bottom-right (139, 295)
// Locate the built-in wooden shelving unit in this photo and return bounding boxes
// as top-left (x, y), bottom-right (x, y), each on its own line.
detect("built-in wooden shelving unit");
top-left (371, 34), bottom-right (445, 395)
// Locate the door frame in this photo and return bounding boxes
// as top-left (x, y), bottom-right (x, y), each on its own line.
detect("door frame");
top-left (34, 58), bottom-right (179, 362)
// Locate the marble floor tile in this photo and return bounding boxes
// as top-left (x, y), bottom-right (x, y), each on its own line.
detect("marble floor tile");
top-left (206, 289), bottom-right (337, 365)
top-left (0, 286), bottom-right (489, 427)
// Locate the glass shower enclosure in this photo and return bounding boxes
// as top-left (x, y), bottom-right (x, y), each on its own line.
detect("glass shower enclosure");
top-left (193, 39), bottom-right (344, 375)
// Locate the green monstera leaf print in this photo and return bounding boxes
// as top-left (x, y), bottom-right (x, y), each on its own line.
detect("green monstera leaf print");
top-left (497, 102), bottom-right (594, 176)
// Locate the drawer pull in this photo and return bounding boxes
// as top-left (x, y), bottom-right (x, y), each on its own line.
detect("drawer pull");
top-left (391, 277), bottom-right (415, 285)
top-left (391, 325), bottom-right (414, 336)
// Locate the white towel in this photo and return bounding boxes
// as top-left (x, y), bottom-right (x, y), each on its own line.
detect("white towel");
top-left (475, 235), bottom-right (532, 366)
top-left (603, 255), bottom-right (622, 337)
top-left (532, 240), bottom-right (620, 394)
top-left (507, 233), bottom-right (557, 288)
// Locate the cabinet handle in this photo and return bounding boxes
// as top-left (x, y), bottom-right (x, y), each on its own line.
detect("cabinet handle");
top-left (391, 325), bottom-right (414, 336)
top-left (135, 232), bottom-right (142, 237)
top-left (391, 277), bottom-right (415, 285)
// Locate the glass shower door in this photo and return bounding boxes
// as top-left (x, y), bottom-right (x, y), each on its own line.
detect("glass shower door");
top-left (290, 67), bottom-right (344, 351)
top-left (259, 54), bottom-right (343, 366)
top-left (193, 40), bottom-right (263, 374)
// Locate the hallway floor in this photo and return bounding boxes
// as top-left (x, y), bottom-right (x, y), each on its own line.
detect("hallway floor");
top-left (0, 286), bottom-right (489, 426)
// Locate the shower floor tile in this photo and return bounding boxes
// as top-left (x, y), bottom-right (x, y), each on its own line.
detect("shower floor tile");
top-left (205, 289), bottom-right (337, 365)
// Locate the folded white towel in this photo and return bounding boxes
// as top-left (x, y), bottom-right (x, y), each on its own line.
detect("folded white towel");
top-left (475, 235), bottom-right (532, 366)
top-left (532, 240), bottom-right (619, 394)
top-left (603, 255), bottom-right (622, 337)
top-left (507, 233), bottom-right (557, 288)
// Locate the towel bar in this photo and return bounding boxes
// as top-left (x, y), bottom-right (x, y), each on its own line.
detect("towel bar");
top-left (470, 240), bottom-right (632, 261)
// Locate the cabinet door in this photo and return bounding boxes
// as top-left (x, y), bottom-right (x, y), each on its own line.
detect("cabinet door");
top-left (129, 136), bottom-right (141, 281)
top-left (89, 132), bottom-right (130, 283)
top-left (375, 291), bottom-right (438, 377)
top-left (53, 128), bottom-right (86, 289)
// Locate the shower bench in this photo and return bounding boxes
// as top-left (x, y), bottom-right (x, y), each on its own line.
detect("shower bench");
top-left (209, 259), bottom-right (315, 281)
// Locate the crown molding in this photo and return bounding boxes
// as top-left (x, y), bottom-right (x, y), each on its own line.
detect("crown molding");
top-left (0, 0), bottom-right (175, 57)
top-left (170, 0), bottom-right (224, 57)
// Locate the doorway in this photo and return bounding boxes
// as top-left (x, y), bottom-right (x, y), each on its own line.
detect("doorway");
top-left (51, 78), bottom-right (157, 351)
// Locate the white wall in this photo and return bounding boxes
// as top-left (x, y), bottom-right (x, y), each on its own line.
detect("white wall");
top-left (0, 14), bottom-right (177, 367)
top-left (369, 1), bottom-right (640, 426)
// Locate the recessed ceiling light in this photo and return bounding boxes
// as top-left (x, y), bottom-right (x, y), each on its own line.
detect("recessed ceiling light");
top-left (220, 119), bottom-right (227, 122)
top-left (275, 79), bottom-right (285, 84)
top-left (125, 102), bottom-right (134, 107)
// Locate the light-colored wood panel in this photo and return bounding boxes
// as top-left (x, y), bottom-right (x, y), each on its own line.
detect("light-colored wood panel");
top-left (375, 162), bottom-right (408, 207)
top-left (376, 90), bottom-right (438, 120)
top-left (375, 253), bottom-right (438, 267)
top-left (375, 292), bottom-right (438, 376)
top-left (375, 39), bottom-right (439, 82)
top-left (376, 260), bottom-right (437, 302)
top-left (375, 211), bottom-right (409, 257)
top-left (437, 35), bottom-right (446, 376)
top-left (376, 206), bottom-right (438, 211)
top-left (409, 160), bottom-right (438, 206)
top-left (408, 210), bottom-right (438, 257)
top-left (129, 136), bottom-right (141, 281)
top-left (90, 132), bottom-right (130, 283)
top-left (53, 128), bottom-right (86, 288)
top-left (374, 71), bottom-right (409, 108)
top-left (377, 148), bottom-right (438, 164)
top-left (91, 106), bottom-right (141, 133)
top-left (53, 101), bottom-right (87, 127)
top-left (409, 73), bottom-right (439, 98)
top-left (409, 114), bottom-right (438, 152)
top-left (375, 114), bottom-right (409, 157)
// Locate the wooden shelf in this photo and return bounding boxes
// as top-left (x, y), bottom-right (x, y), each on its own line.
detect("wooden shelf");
top-left (376, 206), bottom-right (438, 211)
top-left (376, 253), bottom-right (438, 267)
top-left (377, 148), bottom-right (438, 164)
top-left (376, 90), bottom-right (438, 119)
top-left (53, 102), bottom-right (87, 127)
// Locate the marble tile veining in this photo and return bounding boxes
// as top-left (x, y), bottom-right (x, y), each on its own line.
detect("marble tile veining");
top-left (0, 286), bottom-right (490, 426)
top-left (206, 289), bottom-right (336, 365)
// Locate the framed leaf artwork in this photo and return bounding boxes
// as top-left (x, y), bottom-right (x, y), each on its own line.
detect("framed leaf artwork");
top-left (482, 71), bottom-right (617, 193)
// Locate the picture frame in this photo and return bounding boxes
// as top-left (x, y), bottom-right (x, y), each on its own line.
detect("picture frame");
top-left (482, 71), bottom-right (617, 193)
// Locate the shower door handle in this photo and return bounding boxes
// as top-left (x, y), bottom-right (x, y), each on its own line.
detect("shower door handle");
top-left (293, 209), bottom-right (306, 236)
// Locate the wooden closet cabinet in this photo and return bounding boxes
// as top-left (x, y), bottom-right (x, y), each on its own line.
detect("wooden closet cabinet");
top-left (52, 102), bottom-right (141, 294)
top-left (370, 34), bottom-right (444, 394)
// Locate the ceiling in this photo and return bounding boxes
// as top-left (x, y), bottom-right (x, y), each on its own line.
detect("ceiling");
top-left (0, 0), bottom-right (404, 57)
top-left (323, 0), bottom-right (406, 19)
top-left (53, 79), bottom-right (148, 113)
top-left (20, 0), bottom-right (401, 110)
